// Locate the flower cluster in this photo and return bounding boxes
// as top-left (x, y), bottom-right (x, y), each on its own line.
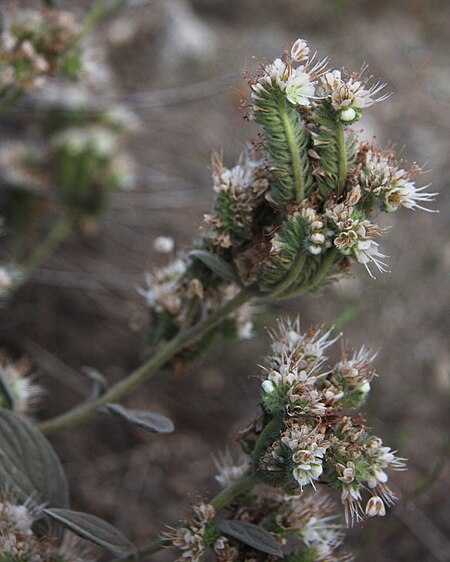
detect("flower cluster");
top-left (0, 495), bottom-right (91, 562)
top-left (204, 147), bottom-right (270, 249)
top-left (248, 37), bottom-right (436, 278)
top-left (214, 453), bottom-right (352, 561)
top-left (0, 8), bottom-right (80, 94)
top-left (163, 503), bottom-right (218, 562)
top-left (0, 15), bottom-right (137, 281)
top-left (256, 319), bottom-right (405, 524)
top-left (0, 351), bottom-right (40, 416)
top-left (167, 461), bottom-right (352, 562)
top-left (139, 255), bottom-right (255, 350)
top-left (139, 37), bottom-right (437, 351)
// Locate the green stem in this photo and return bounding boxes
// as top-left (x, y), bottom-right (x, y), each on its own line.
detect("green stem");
top-left (269, 251), bottom-right (307, 299)
top-left (211, 472), bottom-right (255, 511)
top-left (278, 97), bottom-right (304, 202)
top-left (336, 121), bottom-right (347, 194)
top-left (39, 288), bottom-right (255, 434)
top-left (22, 213), bottom-right (73, 273)
top-left (252, 416), bottom-right (283, 474)
top-left (112, 473), bottom-right (255, 562)
top-left (278, 247), bottom-right (339, 300)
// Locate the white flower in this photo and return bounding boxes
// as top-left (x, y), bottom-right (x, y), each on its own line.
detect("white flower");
top-left (291, 38), bottom-right (310, 62)
top-left (213, 450), bottom-right (250, 488)
top-left (321, 69), bottom-right (388, 114)
top-left (265, 58), bottom-right (290, 89)
top-left (383, 171), bottom-right (438, 213)
top-left (353, 239), bottom-right (389, 279)
top-left (285, 70), bottom-right (315, 107)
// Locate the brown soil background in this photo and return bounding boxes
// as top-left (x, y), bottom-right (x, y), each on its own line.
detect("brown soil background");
top-left (1, 1), bottom-right (449, 560)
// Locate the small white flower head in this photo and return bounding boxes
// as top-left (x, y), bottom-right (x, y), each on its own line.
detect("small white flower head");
top-left (264, 57), bottom-right (291, 89)
top-left (163, 502), bottom-right (215, 562)
top-left (281, 423), bottom-right (329, 489)
top-left (321, 67), bottom-right (388, 121)
top-left (330, 206), bottom-right (389, 278)
top-left (153, 236), bottom-right (175, 254)
top-left (365, 496), bottom-right (386, 517)
top-left (213, 449), bottom-right (250, 488)
top-left (138, 258), bottom-right (187, 315)
top-left (383, 169), bottom-right (438, 213)
top-left (290, 38), bottom-right (310, 62)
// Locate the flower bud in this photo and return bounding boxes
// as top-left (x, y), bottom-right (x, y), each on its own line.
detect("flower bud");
top-left (365, 496), bottom-right (386, 517)
top-left (262, 380), bottom-right (275, 394)
top-left (291, 38), bottom-right (310, 62)
top-left (340, 108), bottom-right (356, 122)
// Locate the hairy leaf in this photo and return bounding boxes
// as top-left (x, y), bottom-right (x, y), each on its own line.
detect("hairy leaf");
top-left (0, 409), bottom-right (69, 508)
top-left (190, 249), bottom-right (239, 283)
top-left (44, 508), bottom-right (136, 559)
top-left (105, 403), bottom-right (174, 434)
top-left (217, 519), bottom-right (283, 557)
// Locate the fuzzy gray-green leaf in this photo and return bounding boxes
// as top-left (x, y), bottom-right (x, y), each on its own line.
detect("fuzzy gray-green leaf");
top-left (106, 403), bottom-right (174, 434)
top-left (0, 409), bottom-right (69, 508)
top-left (190, 249), bottom-right (239, 283)
top-left (217, 519), bottom-right (283, 557)
top-left (44, 508), bottom-right (136, 559)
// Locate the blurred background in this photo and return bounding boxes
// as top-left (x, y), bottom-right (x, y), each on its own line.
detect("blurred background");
top-left (1, 0), bottom-right (449, 560)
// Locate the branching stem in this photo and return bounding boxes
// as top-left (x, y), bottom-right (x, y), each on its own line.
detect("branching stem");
top-left (112, 473), bottom-right (255, 562)
top-left (278, 247), bottom-right (339, 300)
top-left (39, 288), bottom-right (255, 434)
top-left (269, 251), bottom-right (307, 298)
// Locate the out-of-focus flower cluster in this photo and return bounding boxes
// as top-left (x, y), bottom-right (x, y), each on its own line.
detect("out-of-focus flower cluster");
top-left (0, 6), bottom-right (138, 300)
top-left (0, 495), bottom-right (93, 562)
top-left (0, 351), bottom-right (40, 417)
top-left (139, 256), bottom-right (254, 350)
top-left (0, 8), bottom-right (81, 94)
top-left (257, 319), bottom-right (405, 525)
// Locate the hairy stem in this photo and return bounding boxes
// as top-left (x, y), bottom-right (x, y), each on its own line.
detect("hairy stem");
top-left (336, 121), bottom-right (347, 194)
top-left (278, 98), bottom-right (304, 202)
top-left (269, 251), bottom-right (307, 298)
top-left (39, 288), bottom-right (255, 434)
top-left (252, 416), bottom-right (283, 474)
top-left (278, 247), bottom-right (339, 300)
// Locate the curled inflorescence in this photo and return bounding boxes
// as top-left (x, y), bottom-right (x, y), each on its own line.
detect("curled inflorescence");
top-left (141, 37), bottom-right (436, 353)
top-left (256, 319), bottom-right (405, 525)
